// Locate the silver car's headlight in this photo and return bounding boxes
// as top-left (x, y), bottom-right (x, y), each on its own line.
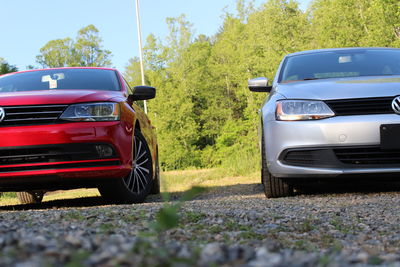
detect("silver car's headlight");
top-left (276, 100), bottom-right (335, 121)
top-left (60, 102), bottom-right (120, 121)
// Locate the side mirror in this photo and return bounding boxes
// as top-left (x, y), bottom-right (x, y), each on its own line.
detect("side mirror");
top-left (129, 86), bottom-right (156, 101)
top-left (248, 77), bottom-right (272, 92)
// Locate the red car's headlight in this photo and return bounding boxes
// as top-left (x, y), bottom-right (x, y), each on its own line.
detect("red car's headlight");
top-left (60, 102), bottom-right (120, 122)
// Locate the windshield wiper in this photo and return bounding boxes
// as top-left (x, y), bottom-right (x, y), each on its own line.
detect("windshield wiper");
top-left (302, 77), bottom-right (320, 81)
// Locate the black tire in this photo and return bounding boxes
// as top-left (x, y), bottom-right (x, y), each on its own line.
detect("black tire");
top-left (99, 130), bottom-right (153, 203)
top-left (150, 148), bottom-right (160, 194)
top-left (261, 131), bottom-right (293, 198)
top-left (17, 191), bottom-right (44, 204)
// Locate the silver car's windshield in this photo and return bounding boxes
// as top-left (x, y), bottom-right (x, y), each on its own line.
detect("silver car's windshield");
top-left (280, 49), bottom-right (400, 83)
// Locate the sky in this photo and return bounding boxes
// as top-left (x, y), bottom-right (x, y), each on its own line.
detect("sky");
top-left (0, 0), bottom-right (312, 72)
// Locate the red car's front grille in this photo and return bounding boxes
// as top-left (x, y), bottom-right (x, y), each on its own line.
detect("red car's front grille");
top-left (0, 160), bottom-right (121, 173)
top-left (0, 143), bottom-right (121, 173)
top-left (1, 105), bottom-right (68, 126)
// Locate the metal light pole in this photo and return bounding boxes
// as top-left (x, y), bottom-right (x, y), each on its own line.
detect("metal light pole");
top-left (135, 0), bottom-right (147, 114)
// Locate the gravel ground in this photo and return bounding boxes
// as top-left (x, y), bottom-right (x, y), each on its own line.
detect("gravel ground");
top-left (0, 182), bottom-right (400, 266)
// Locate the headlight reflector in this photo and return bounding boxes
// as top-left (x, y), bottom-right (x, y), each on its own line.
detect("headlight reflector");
top-left (276, 100), bottom-right (335, 121)
top-left (60, 102), bottom-right (120, 121)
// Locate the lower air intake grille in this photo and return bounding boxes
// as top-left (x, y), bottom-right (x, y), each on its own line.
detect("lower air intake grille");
top-left (334, 146), bottom-right (400, 165)
top-left (282, 149), bottom-right (336, 167)
top-left (0, 143), bottom-right (117, 166)
top-left (283, 150), bottom-right (320, 166)
top-left (0, 161), bottom-right (121, 173)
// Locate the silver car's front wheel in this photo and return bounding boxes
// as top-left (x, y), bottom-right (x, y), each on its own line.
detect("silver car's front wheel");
top-left (261, 130), bottom-right (293, 198)
top-left (99, 130), bottom-right (153, 203)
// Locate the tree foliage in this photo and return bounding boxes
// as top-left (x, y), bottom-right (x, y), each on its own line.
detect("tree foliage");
top-left (0, 58), bottom-right (18, 75)
top-left (36, 25), bottom-right (112, 68)
top-left (311, 0), bottom-right (400, 47)
top-left (36, 38), bottom-right (77, 68)
top-left (75, 25), bottom-right (112, 67)
top-left (124, 0), bottom-right (400, 172)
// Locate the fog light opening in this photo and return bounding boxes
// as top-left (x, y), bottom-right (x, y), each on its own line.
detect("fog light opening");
top-left (95, 144), bottom-right (114, 158)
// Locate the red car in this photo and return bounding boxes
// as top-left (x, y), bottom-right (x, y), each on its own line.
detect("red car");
top-left (0, 67), bottom-right (159, 204)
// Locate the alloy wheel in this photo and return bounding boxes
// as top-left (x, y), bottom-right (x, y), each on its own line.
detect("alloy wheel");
top-left (123, 133), bottom-right (151, 194)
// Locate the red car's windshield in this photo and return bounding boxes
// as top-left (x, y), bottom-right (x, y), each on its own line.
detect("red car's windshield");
top-left (0, 68), bottom-right (120, 92)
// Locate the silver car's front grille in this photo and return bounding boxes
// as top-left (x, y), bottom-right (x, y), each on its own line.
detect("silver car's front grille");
top-left (282, 146), bottom-right (400, 168)
top-left (325, 97), bottom-right (394, 116)
top-left (1, 105), bottom-right (68, 126)
top-left (334, 146), bottom-right (400, 165)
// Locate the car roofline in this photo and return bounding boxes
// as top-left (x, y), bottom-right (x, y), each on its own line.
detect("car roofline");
top-left (286, 47), bottom-right (400, 57)
top-left (1, 67), bottom-right (118, 77)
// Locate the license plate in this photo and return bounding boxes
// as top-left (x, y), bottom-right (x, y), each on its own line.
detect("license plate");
top-left (380, 124), bottom-right (400, 149)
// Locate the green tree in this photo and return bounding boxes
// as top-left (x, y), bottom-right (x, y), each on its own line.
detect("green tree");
top-left (0, 58), bottom-right (18, 75)
top-left (124, 57), bottom-right (143, 88)
top-left (310, 0), bottom-right (400, 48)
top-left (36, 25), bottom-right (112, 68)
top-left (164, 14), bottom-right (193, 62)
top-left (143, 34), bottom-right (166, 71)
top-left (147, 15), bottom-right (202, 169)
top-left (36, 38), bottom-right (77, 68)
top-left (75, 24), bottom-right (112, 67)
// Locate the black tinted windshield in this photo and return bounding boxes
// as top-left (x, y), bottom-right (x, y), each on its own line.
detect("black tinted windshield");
top-left (0, 68), bottom-right (120, 92)
top-left (280, 49), bottom-right (400, 83)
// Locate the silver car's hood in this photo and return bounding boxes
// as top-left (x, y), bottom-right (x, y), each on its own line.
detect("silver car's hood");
top-left (276, 75), bottom-right (400, 100)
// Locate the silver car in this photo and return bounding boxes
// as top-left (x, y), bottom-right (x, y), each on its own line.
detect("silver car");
top-left (249, 47), bottom-right (400, 198)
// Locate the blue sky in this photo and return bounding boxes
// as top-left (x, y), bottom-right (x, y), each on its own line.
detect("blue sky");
top-left (1, 0), bottom-right (312, 72)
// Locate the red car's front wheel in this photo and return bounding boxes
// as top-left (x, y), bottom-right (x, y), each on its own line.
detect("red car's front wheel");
top-left (99, 130), bottom-right (154, 203)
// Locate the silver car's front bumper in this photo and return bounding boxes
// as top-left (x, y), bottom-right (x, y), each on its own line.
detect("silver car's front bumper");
top-left (264, 113), bottom-right (400, 177)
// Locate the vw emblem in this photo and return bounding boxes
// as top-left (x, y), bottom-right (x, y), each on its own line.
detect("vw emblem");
top-left (0, 107), bottom-right (5, 122)
top-left (392, 97), bottom-right (400, 114)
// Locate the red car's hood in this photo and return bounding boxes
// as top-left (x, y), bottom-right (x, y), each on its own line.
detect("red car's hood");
top-left (0, 90), bottom-right (124, 106)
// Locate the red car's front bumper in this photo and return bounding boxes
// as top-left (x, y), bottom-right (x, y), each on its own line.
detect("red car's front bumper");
top-left (0, 121), bottom-right (133, 190)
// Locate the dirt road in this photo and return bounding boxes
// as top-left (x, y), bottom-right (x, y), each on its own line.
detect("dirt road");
top-left (0, 180), bottom-right (399, 266)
